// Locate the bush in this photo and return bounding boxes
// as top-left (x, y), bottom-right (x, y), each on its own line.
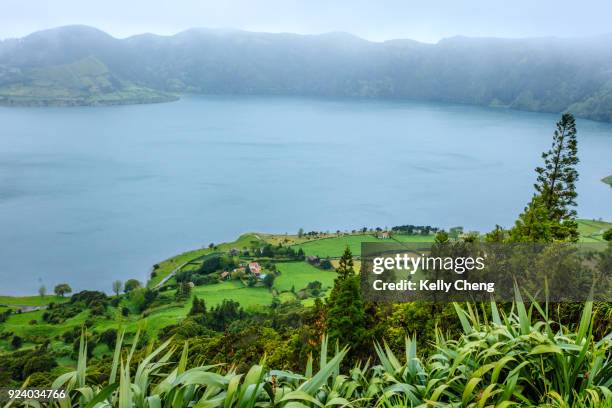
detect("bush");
top-left (130, 288), bottom-right (158, 312)
top-left (43, 290), bottom-right (109, 324)
top-left (124, 279), bottom-right (142, 293)
top-left (40, 293), bottom-right (612, 407)
top-left (319, 258), bottom-right (333, 270)
top-left (306, 281), bottom-right (322, 290)
top-left (70, 290), bottom-right (108, 306)
top-left (89, 300), bottom-right (107, 316)
top-left (262, 273), bottom-right (275, 288)
top-left (62, 327), bottom-right (81, 344)
top-left (25, 371), bottom-right (55, 387)
top-left (0, 309), bottom-right (12, 323)
top-left (0, 345), bottom-right (57, 383)
top-left (10, 335), bottom-right (22, 349)
top-left (23, 355), bottom-right (57, 378)
top-left (99, 328), bottom-right (117, 349)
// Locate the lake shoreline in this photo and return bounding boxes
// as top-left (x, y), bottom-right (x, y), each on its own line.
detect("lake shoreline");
top-left (0, 93), bottom-right (179, 108)
top-left (1, 91), bottom-right (612, 124)
top-left (1, 218), bottom-right (609, 298)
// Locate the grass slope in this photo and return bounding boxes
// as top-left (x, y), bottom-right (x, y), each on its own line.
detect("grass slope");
top-left (577, 219), bottom-right (612, 242)
top-left (148, 233), bottom-right (263, 287)
top-left (133, 282), bottom-right (274, 335)
top-left (292, 234), bottom-right (435, 258)
top-left (274, 262), bottom-right (335, 292)
top-left (0, 295), bottom-right (68, 307)
top-left (0, 56), bottom-right (176, 107)
top-left (2, 224), bottom-right (609, 356)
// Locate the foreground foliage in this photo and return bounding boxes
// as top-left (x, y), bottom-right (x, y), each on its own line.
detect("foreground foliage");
top-left (10, 288), bottom-right (611, 408)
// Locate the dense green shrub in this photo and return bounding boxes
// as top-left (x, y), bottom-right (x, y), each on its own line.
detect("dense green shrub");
top-left (0, 343), bottom-right (56, 384)
top-left (45, 291), bottom-right (611, 407)
top-left (43, 290), bottom-right (110, 324)
top-left (10, 335), bottom-right (22, 349)
top-left (99, 328), bottom-right (118, 349)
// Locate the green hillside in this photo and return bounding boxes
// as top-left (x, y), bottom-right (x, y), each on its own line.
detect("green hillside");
top-left (0, 220), bottom-right (610, 394)
top-left (0, 56), bottom-right (176, 106)
top-left (2, 26), bottom-right (612, 121)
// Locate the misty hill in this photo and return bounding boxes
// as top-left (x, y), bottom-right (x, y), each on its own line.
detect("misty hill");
top-left (0, 54), bottom-right (176, 106)
top-left (1, 25), bottom-right (612, 121)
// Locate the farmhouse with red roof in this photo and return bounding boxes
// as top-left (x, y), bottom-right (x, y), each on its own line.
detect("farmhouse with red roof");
top-left (248, 262), bottom-right (261, 275)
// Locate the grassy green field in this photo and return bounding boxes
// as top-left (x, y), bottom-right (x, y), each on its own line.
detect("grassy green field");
top-left (1, 309), bottom-right (87, 338)
top-left (292, 233), bottom-right (435, 258)
top-left (190, 281), bottom-right (273, 309)
top-left (577, 219), bottom-right (612, 242)
top-left (278, 292), bottom-right (298, 303)
top-left (117, 282), bottom-right (275, 336)
top-left (0, 280), bottom-right (275, 352)
top-left (2, 223), bottom-right (609, 358)
top-left (0, 295), bottom-right (69, 307)
top-left (274, 262), bottom-right (336, 292)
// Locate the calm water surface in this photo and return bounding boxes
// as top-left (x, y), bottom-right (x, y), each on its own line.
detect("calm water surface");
top-left (1, 96), bottom-right (610, 294)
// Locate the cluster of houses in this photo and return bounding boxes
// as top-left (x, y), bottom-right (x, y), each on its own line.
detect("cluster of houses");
top-left (219, 261), bottom-right (264, 281)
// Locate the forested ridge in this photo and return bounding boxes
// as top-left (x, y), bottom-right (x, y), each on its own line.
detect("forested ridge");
top-left (2, 25), bottom-right (612, 121)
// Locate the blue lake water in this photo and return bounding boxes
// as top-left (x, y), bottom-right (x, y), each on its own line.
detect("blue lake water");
top-left (0, 95), bottom-right (610, 294)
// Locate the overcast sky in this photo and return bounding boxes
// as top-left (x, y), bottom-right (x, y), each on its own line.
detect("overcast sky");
top-left (1, 0), bottom-right (611, 42)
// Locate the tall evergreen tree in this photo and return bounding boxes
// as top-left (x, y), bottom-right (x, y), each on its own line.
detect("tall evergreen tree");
top-left (325, 246), bottom-right (365, 349)
top-left (535, 113), bottom-right (579, 222)
top-left (326, 276), bottom-right (366, 347)
top-left (511, 113), bottom-right (580, 242)
top-left (335, 246), bottom-right (355, 280)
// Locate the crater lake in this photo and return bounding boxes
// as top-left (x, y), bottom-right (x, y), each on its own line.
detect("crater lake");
top-left (1, 95), bottom-right (610, 294)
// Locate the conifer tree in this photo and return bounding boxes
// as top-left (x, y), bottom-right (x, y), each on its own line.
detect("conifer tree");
top-left (189, 296), bottom-right (207, 315)
top-left (535, 113), bottom-right (579, 222)
top-left (326, 246), bottom-right (365, 349)
top-left (326, 276), bottom-right (366, 347)
top-left (335, 246), bottom-right (355, 280)
top-left (511, 113), bottom-right (580, 242)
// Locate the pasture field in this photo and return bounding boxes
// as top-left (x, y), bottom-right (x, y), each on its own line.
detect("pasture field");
top-left (392, 234), bottom-right (438, 243)
top-left (1, 308), bottom-right (117, 353)
top-left (0, 281), bottom-right (275, 353)
top-left (278, 292), bottom-right (297, 303)
top-left (259, 233), bottom-right (336, 246)
top-left (292, 233), bottom-right (436, 257)
top-left (577, 219), bottom-right (612, 242)
top-left (274, 262), bottom-right (336, 292)
top-left (2, 223), bottom-right (609, 355)
top-left (124, 282), bottom-right (274, 335)
top-left (190, 280), bottom-right (273, 309)
top-left (0, 295), bottom-right (69, 307)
